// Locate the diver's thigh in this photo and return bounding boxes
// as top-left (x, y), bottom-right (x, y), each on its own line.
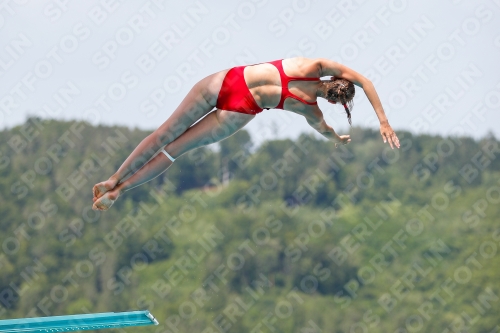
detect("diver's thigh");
top-left (153, 86), bottom-right (214, 146)
top-left (154, 70), bottom-right (230, 146)
top-left (165, 110), bottom-right (254, 158)
top-left (215, 109), bottom-right (255, 136)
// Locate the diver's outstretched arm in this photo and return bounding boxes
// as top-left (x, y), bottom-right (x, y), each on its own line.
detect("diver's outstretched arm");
top-left (318, 58), bottom-right (400, 149)
top-left (304, 106), bottom-right (351, 147)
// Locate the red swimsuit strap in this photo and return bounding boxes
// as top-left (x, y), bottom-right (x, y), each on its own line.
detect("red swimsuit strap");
top-left (269, 59), bottom-right (320, 109)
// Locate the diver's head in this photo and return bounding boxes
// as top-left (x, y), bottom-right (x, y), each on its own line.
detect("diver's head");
top-left (319, 78), bottom-right (355, 125)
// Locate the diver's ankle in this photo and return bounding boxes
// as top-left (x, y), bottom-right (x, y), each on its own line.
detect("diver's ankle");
top-left (108, 175), bottom-right (120, 186)
top-left (114, 183), bottom-right (127, 195)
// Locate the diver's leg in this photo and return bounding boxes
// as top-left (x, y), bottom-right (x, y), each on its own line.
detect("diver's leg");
top-left (92, 71), bottom-right (227, 200)
top-left (92, 109), bottom-right (254, 211)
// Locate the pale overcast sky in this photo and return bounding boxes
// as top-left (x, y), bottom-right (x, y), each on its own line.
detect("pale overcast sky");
top-left (1, 0), bottom-right (499, 145)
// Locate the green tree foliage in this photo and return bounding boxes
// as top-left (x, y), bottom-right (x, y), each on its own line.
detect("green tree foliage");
top-left (0, 119), bottom-right (499, 333)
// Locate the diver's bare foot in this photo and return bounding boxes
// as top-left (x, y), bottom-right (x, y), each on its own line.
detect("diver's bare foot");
top-left (92, 188), bottom-right (121, 211)
top-left (93, 178), bottom-right (118, 201)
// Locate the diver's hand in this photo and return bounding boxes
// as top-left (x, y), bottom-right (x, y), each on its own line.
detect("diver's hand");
top-left (380, 122), bottom-right (400, 149)
top-left (334, 134), bottom-right (351, 148)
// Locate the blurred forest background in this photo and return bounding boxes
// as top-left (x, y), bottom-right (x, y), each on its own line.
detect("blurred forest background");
top-left (0, 118), bottom-right (499, 333)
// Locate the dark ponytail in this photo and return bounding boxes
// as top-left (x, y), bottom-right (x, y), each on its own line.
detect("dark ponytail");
top-left (343, 103), bottom-right (352, 125)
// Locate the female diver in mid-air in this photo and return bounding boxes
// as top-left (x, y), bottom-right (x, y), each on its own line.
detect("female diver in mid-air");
top-left (92, 57), bottom-right (400, 211)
